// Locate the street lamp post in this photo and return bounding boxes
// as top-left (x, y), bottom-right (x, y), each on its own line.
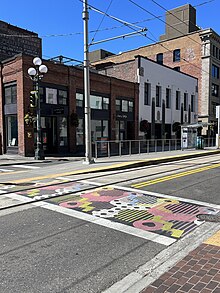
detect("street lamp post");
top-left (28, 57), bottom-right (48, 160)
top-left (83, 0), bottom-right (94, 164)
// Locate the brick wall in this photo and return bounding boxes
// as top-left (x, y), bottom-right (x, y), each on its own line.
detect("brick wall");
top-left (0, 20), bottom-right (42, 61)
top-left (93, 33), bottom-right (202, 115)
top-left (0, 55), bottom-right (139, 156)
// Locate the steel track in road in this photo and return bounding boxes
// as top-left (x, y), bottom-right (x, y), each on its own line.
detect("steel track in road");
top-left (0, 156), bottom-right (220, 212)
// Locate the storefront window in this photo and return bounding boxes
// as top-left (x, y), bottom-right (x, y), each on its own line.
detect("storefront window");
top-left (91, 120), bottom-right (101, 141)
top-left (76, 119), bottom-right (84, 145)
top-left (115, 120), bottom-right (125, 141)
top-left (58, 117), bottom-right (68, 146)
top-left (128, 101), bottom-right (133, 112)
top-left (6, 115), bottom-right (18, 146)
top-left (120, 121), bottom-right (125, 130)
top-left (91, 120), bottom-right (109, 142)
top-left (46, 88), bottom-right (58, 104)
top-left (90, 95), bottom-right (102, 109)
top-left (4, 84), bottom-right (17, 104)
top-left (76, 93), bottom-right (84, 107)
top-left (116, 99), bottom-right (121, 111)
top-left (103, 120), bottom-right (108, 137)
top-left (122, 100), bottom-right (128, 112)
top-left (103, 97), bottom-right (109, 110)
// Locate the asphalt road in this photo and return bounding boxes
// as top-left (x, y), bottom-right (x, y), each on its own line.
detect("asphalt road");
top-left (0, 205), bottom-right (164, 293)
top-left (0, 154), bottom-right (219, 293)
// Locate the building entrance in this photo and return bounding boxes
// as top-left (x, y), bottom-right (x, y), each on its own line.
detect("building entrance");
top-left (40, 116), bottom-right (68, 154)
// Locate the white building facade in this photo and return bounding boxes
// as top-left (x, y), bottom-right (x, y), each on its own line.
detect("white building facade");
top-left (137, 56), bottom-right (198, 139)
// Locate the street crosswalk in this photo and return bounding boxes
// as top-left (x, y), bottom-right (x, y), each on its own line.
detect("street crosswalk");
top-left (0, 164), bottom-right (40, 173)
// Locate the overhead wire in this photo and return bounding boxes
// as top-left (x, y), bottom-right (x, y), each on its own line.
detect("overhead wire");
top-left (89, 0), bottom-right (114, 46)
top-left (127, 0), bottom-right (206, 49)
top-left (0, 0), bottom-right (214, 40)
top-left (0, 16), bottom-right (161, 39)
top-left (125, 0), bottom-right (214, 75)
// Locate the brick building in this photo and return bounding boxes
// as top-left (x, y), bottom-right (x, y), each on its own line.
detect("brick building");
top-left (0, 20), bottom-right (41, 61)
top-left (92, 4), bottom-right (220, 136)
top-left (0, 54), bottom-right (138, 156)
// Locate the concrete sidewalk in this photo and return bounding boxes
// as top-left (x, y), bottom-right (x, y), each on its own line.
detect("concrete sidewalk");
top-left (0, 148), bottom-right (220, 172)
top-left (141, 230), bottom-right (220, 293)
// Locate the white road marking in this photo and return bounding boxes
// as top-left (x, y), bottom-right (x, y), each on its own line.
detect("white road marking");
top-left (0, 168), bottom-right (14, 172)
top-left (11, 165), bottom-right (40, 169)
top-left (2, 192), bottom-right (176, 246)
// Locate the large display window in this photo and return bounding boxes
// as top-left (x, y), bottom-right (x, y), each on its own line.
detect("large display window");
top-left (6, 115), bottom-right (18, 146)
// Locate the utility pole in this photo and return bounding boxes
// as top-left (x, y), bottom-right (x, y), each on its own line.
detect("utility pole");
top-left (83, 0), bottom-right (94, 164)
top-left (216, 105), bottom-right (220, 148)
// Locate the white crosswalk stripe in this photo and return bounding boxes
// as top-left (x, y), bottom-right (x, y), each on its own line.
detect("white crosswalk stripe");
top-left (0, 168), bottom-right (14, 172)
top-left (11, 165), bottom-right (40, 169)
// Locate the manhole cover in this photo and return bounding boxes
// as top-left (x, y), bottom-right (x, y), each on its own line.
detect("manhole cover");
top-left (197, 214), bottom-right (220, 222)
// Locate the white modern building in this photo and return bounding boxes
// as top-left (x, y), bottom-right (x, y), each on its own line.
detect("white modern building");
top-left (96, 55), bottom-right (198, 139)
top-left (137, 56), bottom-right (198, 139)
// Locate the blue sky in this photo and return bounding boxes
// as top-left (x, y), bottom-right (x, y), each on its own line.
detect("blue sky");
top-left (1, 0), bottom-right (219, 62)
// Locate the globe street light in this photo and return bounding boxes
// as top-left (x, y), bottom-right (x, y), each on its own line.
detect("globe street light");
top-left (28, 57), bottom-right (48, 160)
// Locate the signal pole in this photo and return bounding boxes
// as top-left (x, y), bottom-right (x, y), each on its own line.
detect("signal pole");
top-left (83, 0), bottom-right (94, 164)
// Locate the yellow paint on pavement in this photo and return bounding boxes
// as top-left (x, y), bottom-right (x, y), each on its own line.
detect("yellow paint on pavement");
top-left (6, 149), bottom-right (220, 184)
top-left (132, 163), bottom-right (220, 188)
top-left (204, 231), bottom-right (220, 247)
top-left (0, 171), bottom-right (26, 176)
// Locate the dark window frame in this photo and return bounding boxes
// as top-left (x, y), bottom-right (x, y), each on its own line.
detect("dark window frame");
top-left (156, 85), bottom-right (161, 107)
top-left (144, 82), bottom-right (151, 105)
top-left (184, 93), bottom-right (188, 111)
top-left (212, 64), bottom-right (219, 79)
top-left (191, 95), bottom-right (195, 112)
top-left (76, 93), bottom-right (84, 107)
top-left (212, 83), bottom-right (219, 97)
top-left (4, 84), bottom-right (17, 105)
top-left (176, 91), bottom-right (180, 110)
top-left (58, 89), bottom-right (68, 105)
top-left (156, 53), bottom-right (163, 65)
top-left (166, 88), bottom-right (171, 108)
top-left (173, 49), bottom-right (181, 62)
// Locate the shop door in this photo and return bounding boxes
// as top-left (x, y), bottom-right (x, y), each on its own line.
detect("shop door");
top-left (42, 117), bottom-right (57, 153)
top-left (42, 116), bottom-right (68, 154)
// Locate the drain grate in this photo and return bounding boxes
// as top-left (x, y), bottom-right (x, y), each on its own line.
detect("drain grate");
top-left (197, 214), bottom-right (220, 222)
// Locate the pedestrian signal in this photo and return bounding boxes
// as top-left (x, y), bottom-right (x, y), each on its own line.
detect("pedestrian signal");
top-left (30, 91), bottom-right (37, 108)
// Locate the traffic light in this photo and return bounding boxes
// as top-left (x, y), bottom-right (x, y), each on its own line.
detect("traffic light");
top-left (30, 91), bottom-right (37, 108)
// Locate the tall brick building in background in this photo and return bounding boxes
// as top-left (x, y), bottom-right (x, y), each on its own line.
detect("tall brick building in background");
top-left (92, 4), bottom-right (220, 136)
top-left (0, 20), bottom-right (41, 61)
